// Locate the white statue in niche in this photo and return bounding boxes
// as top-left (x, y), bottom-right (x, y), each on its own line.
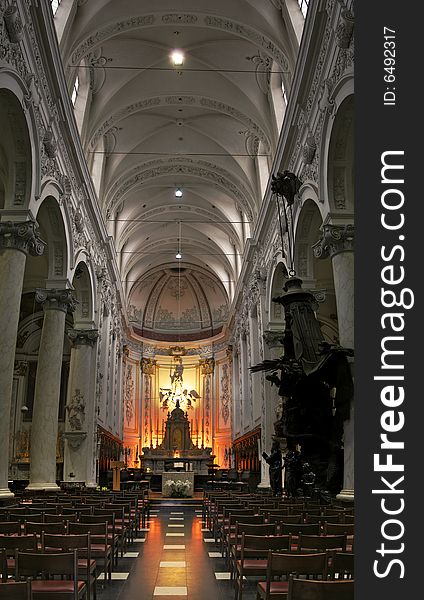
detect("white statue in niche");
top-left (66, 390), bottom-right (85, 431)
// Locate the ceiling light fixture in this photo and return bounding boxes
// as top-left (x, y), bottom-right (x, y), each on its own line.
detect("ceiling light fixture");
top-left (171, 50), bottom-right (184, 66)
top-left (175, 187), bottom-right (183, 198)
top-left (176, 221), bottom-right (182, 260)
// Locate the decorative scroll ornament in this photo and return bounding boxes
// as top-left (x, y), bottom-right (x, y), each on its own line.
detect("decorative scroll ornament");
top-left (302, 133), bottom-right (317, 165)
top-left (35, 289), bottom-right (78, 313)
top-left (312, 224), bottom-right (354, 259)
top-left (43, 130), bottom-right (57, 158)
top-left (336, 8), bottom-right (354, 49)
top-left (3, 5), bottom-right (24, 43)
top-left (68, 329), bottom-right (99, 347)
top-left (63, 431), bottom-right (87, 450)
top-left (0, 221), bottom-right (45, 256)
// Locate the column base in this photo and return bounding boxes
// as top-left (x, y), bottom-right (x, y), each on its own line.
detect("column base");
top-left (26, 482), bottom-right (60, 492)
top-left (257, 482), bottom-right (271, 489)
top-left (0, 488), bottom-right (14, 499)
top-left (336, 488), bottom-right (354, 502)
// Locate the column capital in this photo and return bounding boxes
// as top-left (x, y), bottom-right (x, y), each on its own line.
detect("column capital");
top-left (36, 289), bottom-right (77, 313)
top-left (263, 330), bottom-right (284, 348)
top-left (0, 221), bottom-right (45, 256)
top-left (313, 224), bottom-right (354, 259)
top-left (68, 329), bottom-right (99, 347)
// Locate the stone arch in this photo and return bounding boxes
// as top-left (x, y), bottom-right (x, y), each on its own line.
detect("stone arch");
top-left (71, 260), bottom-right (96, 327)
top-left (267, 261), bottom-right (288, 328)
top-left (0, 85), bottom-right (33, 210)
top-left (319, 78), bottom-right (354, 212)
top-left (31, 195), bottom-right (70, 285)
top-left (294, 199), bottom-right (339, 344)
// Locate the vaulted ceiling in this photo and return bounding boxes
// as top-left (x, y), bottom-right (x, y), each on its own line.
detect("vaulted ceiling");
top-left (61, 0), bottom-right (299, 341)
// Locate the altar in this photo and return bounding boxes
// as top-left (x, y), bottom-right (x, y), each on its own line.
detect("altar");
top-left (142, 400), bottom-right (212, 474)
top-left (162, 471), bottom-right (194, 496)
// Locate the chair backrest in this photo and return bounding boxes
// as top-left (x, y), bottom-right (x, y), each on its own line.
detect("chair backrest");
top-left (0, 579), bottom-right (33, 600)
top-left (263, 550), bottom-right (328, 596)
top-left (298, 534), bottom-right (347, 553)
top-left (241, 533), bottom-right (291, 559)
top-left (281, 523), bottom-right (320, 536)
top-left (324, 522), bottom-right (354, 536)
top-left (0, 521), bottom-right (22, 535)
top-left (330, 552), bottom-right (354, 579)
top-left (230, 514), bottom-right (263, 526)
top-left (235, 523), bottom-right (277, 538)
top-left (42, 532), bottom-right (90, 549)
top-left (9, 514), bottom-right (42, 525)
top-left (287, 576), bottom-right (354, 599)
top-left (15, 549), bottom-right (77, 578)
top-left (68, 521), bottom-right (108, 537)
top-left (0, 534), bottom-right (37, 555)
top-left (24, 521), bottom-right (67, 535)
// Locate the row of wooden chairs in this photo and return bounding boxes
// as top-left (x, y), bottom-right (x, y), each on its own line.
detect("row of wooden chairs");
top-left (230, 532), bottom-right (352, 598)
top-left (261, 572), bottom-right (354, 600)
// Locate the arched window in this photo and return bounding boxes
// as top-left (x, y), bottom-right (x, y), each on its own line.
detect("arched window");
top-left (297, 0), bottom-right (310, 18)
top-left (51, 0), bottom-right (62, 16)
top-left (71, 75), bottom-right (79, 105)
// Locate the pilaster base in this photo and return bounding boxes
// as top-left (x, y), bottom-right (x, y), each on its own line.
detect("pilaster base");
top-left (26, 482), bottom-right (60, 492)
top-left (336, 488), bottom-right (354, 502)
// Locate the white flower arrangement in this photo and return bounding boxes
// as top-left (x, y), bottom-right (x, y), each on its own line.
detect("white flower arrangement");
top-left (164, 479), bottom-right (192, 497)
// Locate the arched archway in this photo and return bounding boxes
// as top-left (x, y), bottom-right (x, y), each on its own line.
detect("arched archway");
top-left (0, 88), bottom-right (33, 210)
top-left (327, 95), bottom-right (354, 213)
top-left (294, 199), bottom-right (339, 344)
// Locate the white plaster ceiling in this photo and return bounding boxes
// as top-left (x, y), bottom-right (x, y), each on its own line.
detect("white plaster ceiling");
top-left (64, 0), bottom-right (296, 340)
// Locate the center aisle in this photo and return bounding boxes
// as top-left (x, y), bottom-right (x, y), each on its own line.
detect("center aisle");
top-left (98, 503), bottom-right (257, 600)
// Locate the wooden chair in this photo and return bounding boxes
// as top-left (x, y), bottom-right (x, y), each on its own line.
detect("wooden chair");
top-left (41, 533), bottom-right (96, 600)
top-left (68, 522), bottom-right (112, 585)
top-left (80, 514), bottom-right (119, 566)
top-left (0, 579), bottom-right (33, 600)
top-left (221, 513), bottom-right (262, 558)
top-left (24, 522), bottom-right (67, 536)
top-left (286, 575), bottom-right (354, 599)
top-left (229, 523), bottom-right (278, 577)
top-left (256, 551), bottom-right (328, 600)
top-left (0, 534), bottom-right (37, 581)
top-left (14, 550), bottom-right (87, 600)
top-left (297, 534), bottom-right (347, 553)
top-left (235, 534), bottom-right (291, 600)
top-left (329, 552), bottom-right (354, 580)
top-left (0, 521), bottom-right (22, 536)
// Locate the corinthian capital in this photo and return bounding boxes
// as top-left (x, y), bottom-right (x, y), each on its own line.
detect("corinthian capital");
top-left (313, 224), bottom-right (354, 259)
top-left (68, 329), bottom-right (99, 347)
top-left (36, 289), bottom-right (77, 313)
top-left (0, 221), bottom-right (45, 256)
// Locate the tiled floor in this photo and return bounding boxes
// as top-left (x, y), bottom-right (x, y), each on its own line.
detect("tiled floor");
top-left (97, 504), bottom-right (259, 600)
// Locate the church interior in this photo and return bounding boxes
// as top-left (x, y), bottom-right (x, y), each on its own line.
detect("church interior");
top-left (0, 0), bottom-right (354, 598)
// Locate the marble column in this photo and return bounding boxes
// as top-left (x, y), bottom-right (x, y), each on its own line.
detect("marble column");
top-left (27, 289), bottom-right (77, 491)
top-left (63, 329), bottom-right (99, 487)
top-left (0, 221), bottom-right (45, 499)
top-left (313, 224), bottom-right (354, 501)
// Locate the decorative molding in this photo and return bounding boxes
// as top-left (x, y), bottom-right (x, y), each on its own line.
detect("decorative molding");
top-left (336, 8), bottom-right (354, 49)
top-left (14, 360), bottom-right (28, 376)
top-left (3, 5), bottom-right (24, 43)
top-left (0, 221), bottom-right (45, 256)
top-left (68, 329), bottom-right (99, 347)
top-left (71, 12), bottom-right (289, 69)
top-left (66, 389), bottom-right (86, 431)
top-left (63, 431), bottom-right (87, 450)
top-left (263, 330), bottom-right (284, 348)
top-left (313, 224), bottom-right (354, 259)
top-left (35, 289), bottom-right (77, 313)
top-left (141, 357), bottom-right (156, 375)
